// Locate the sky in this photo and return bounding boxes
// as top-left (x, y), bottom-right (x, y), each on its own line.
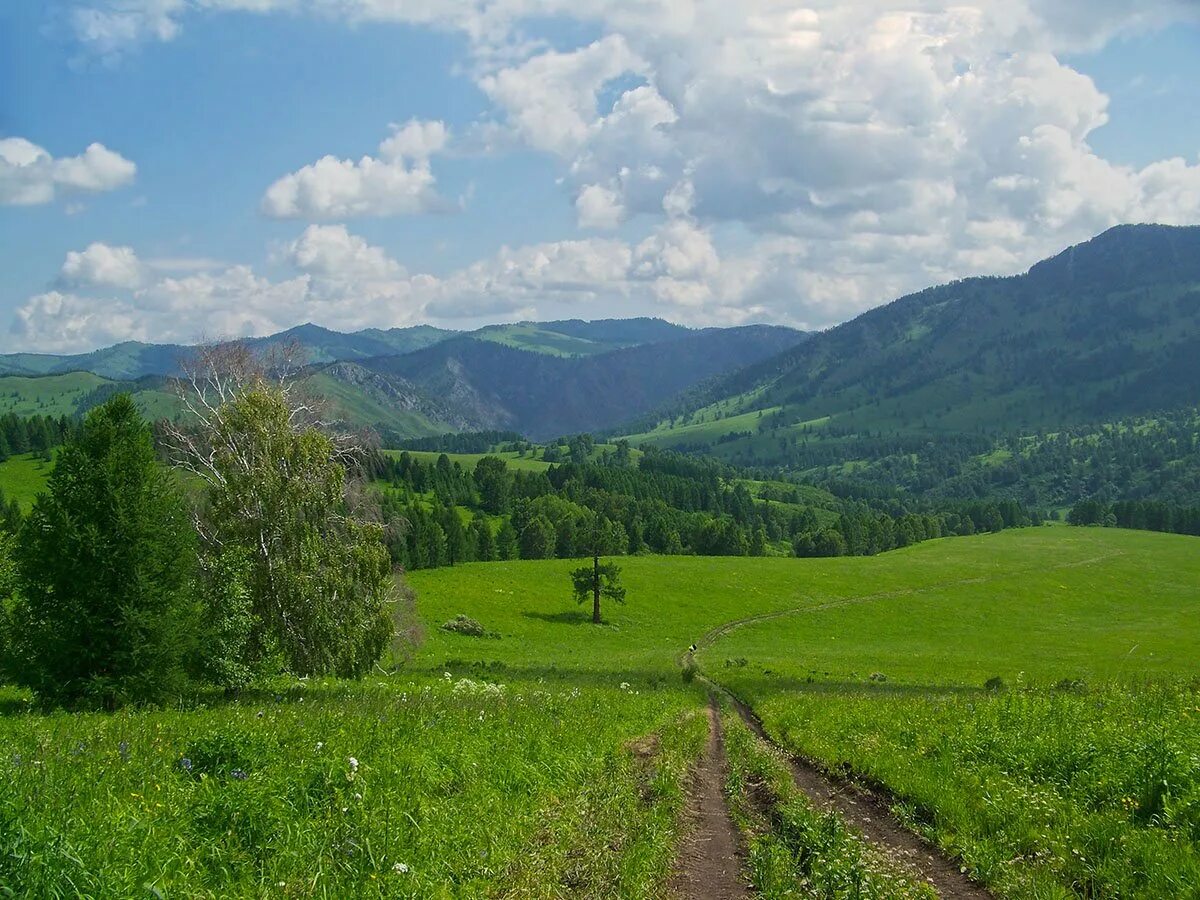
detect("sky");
top-left (1, 1), bottom-right (1199, 354)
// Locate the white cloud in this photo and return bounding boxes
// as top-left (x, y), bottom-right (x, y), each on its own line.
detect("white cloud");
top-left (42, 0), bottom-right (1200, 333)
top-left (575, 184), bottom-right (624, 229)
top-left (262, 120), bottom-right (450, 219)
top-left (61, 242), bottom-right (144, 289)
top-left (0, 138), bottom-right (136, 206)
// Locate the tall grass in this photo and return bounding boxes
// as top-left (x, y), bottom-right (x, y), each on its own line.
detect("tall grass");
top-left (0, 674), bottom-right (704, 897)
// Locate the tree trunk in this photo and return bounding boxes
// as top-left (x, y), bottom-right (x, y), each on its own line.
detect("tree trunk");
top-left (592, 552), bottom-right (601, 624)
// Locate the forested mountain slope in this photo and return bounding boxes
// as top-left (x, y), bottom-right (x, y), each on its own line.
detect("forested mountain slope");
top-left (629, 225), bottom-right (1200, 463)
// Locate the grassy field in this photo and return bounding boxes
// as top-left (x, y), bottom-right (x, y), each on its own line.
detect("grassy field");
top-left (0, 452), bottom-right (53, 509)
top-left (1, 527), bottom-right (1196, 896)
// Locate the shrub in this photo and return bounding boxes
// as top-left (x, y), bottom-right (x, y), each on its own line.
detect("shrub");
top-left (984, 676), bottom-right (1006, 693)
top-left (442, 614), bottom-right (487, 637)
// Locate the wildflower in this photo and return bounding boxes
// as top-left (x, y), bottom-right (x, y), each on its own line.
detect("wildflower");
top-left (179, 757), bottom-right (193, 773)
top-left (348, 756), bottom-right (359, 771)
top-left (230, 768), bottom-right (248, 780)
top-left (256, 710), bottom-right (264, 719)
top-left (393, 862), bottom-right (409, 874)
top-left (443, 671), bottom-right (452, 680)
top-left (341, 806), bottom-right (349, 814)
top-left (118, 741), bottom-right (130, 761)
top-left (620, 682), bottom-right (631, 691)
top-left (354, 792), bottom-right (362, 801)
top-left (316, 741), bottom-right (324, 751)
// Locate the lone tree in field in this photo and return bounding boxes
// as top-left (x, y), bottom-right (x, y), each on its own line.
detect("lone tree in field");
top-left (166, 343), bottom-right (397, 680)
top-left (4, 395), bottom-right (196, 707)
top-left (570, 516), bottom-right (627, 624)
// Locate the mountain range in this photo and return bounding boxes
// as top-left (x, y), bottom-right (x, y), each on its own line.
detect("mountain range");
top-left (0, 318), bottom-right (806, 442)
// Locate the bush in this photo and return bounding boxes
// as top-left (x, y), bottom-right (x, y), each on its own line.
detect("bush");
top-left (441, 614), bottom-right (487, 637)
top-left (984, 676), bottom-right (1006, 693)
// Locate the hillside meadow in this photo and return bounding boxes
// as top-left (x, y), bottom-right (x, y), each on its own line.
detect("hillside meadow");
top-left (0, 526), bottom-right (1196, 897)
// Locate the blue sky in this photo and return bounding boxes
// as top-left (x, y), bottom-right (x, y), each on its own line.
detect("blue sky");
top-left (1, 1), bottom-right (1199, 353)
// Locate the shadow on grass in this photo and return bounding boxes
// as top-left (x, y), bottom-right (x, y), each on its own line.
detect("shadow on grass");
top-left (521, 609), bottom-right (602, 626)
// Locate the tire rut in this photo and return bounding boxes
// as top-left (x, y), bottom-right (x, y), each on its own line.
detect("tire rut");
top-left (668, 698), bottom-right (753, 900)
top-left (724, 690), bottom-right (991, 899)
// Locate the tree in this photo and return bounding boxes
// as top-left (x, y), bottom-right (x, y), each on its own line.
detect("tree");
top-left (474, 456), bottom-right (511, 514)
top-left (520, 515), bottom-right (556, 559)
top-left (6, 396), bottom-right (197, 707)
top-left (496, 519), bottom-right (520, 560)
top-left (469, 515), bottom-right (497, 562)
top-left (570, 555), bottom-right (626, 625)
top-left (167, 344), bottom-right (397, 679)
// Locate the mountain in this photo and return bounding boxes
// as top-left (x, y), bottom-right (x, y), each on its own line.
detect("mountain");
top-left (0, 318), bottom-right (688, 380)
top-left (0, 325), bottom-right (457, 381)
top-left (330, 324), bottom-right (808, 440)
top-left (470, 318), bottom-right (690, 356)
top-left (626, 225), bottom-right (1200, 461)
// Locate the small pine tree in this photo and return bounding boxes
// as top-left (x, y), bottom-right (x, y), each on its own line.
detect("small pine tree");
top-left (570, 556), bottom-right (626, 624)
top-left (7, 396), bottom-right (197, 707)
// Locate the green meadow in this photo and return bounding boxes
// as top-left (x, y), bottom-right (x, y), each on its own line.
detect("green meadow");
top-left (1, 526), bottom-right (1197, 897)
top-left (0, 452), bottom-right (53, 510)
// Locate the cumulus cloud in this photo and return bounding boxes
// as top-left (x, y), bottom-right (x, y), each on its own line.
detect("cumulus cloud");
top-left (262, 120), bottom-right (451, 219)
top-left (0, 138), bottom-right (136, 206)
top-left (575, 184), bottom-right (624, 229)
top-left (61, 242), bottom-right (144, 289)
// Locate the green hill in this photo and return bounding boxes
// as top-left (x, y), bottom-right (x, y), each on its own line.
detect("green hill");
top-left (626, 225), bottom-right (1200, 467)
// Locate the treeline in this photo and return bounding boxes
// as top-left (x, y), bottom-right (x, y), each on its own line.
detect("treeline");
top-left (1068, 499), bottom-right (1200, 536)
top-left (396, 430), bottom-right (525, 454)
top-left (361, 445), bottom-right (1039, 570)
top-left (0, 413), bottom-right (76, 461)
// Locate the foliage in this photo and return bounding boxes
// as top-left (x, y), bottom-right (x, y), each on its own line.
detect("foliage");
top-left (5, 396), bottom-right (196, 707)
top-left (184, 383), bottom-right (394, 679)
top-left (570, 555), bottom-right (627, 624)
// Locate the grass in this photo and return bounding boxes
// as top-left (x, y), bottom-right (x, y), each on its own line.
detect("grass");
top-left (0, 676), bottom-right (706, 897)
top-left (0, 452), bottom-right (54, 510)
top-left (1, 527), bottom-right (1197, 896)
top-left (701, 528), bottom-right (1200, 898)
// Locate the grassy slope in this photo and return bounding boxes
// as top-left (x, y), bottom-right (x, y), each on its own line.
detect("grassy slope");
top-left (409, 528), bottom-right (1198, 682)
top-left (0, 453), bottom-right (53, 509)
top-left (303, 371), bottom-right (447, 437)
top-left (0, 373), bottom-right (110, 416)
top-left (471, 324), bottom-right (624, 357)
